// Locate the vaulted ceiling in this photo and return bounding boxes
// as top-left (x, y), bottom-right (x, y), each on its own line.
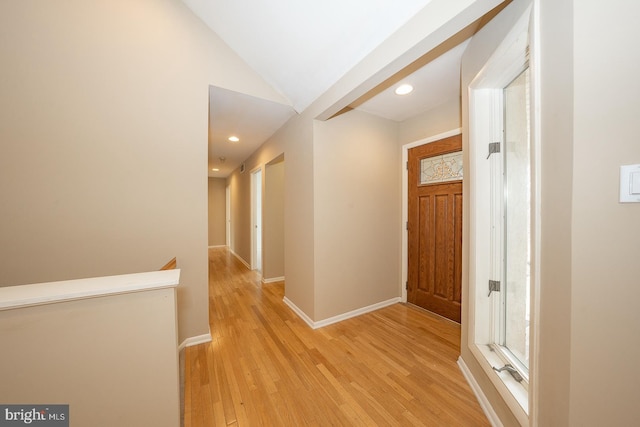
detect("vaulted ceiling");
top-left (183, 0), bottom-right (436, 112)
top-left (182, 1), bottom-right (495, 177)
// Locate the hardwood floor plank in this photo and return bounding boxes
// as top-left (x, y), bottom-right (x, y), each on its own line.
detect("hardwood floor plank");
top-left (203, 343), bottom-right (226, 427)
top-left (188, 346), bottom-right (205, 427)
top-left (210, 340), bottom-right (237, 425)
top-left (348, 381), bottom-right (403, 427)
top-left (185, 247), bottom-right (489, 426)
top-left (220, 333), bottom-right (254, 425)
top-left (199, 382), bottom-right (215, 425)
top-left (183, 346), bottom-right (192, 426)
top-left (402, 409), bottom-right (429, 427)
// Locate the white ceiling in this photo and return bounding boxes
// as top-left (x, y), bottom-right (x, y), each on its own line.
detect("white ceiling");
top-left (183, 0), bottom-right (434, 113)
top-left (354, 39), bottom-right (470, 122)
top-left (188, 0), bottom-right (474, 178)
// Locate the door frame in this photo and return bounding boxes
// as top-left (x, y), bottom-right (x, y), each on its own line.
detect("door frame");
top-left (401, 128), bottom-right (462, 303)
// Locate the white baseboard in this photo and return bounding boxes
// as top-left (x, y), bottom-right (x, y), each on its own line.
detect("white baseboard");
top-left (283, 297), bottom-right (315, 328)
top-left (178, 328), bottom-right (212, 352)
top-left (262, 276), bottom-right (285, 284)
top-left (283, 296), bottom-right (401, 330)
top-left (314, 298), bottom-right (401, 328)
top-left (208, 245), bottom-right (226, 249)
top-left (458, 356), bottom-right (503, 427)
top-left (229, 249), bottom-right (251, 270)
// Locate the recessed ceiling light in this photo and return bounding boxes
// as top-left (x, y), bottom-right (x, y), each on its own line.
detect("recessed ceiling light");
top-left (395, 84), bottom-right (414, 95)
top-left (212, 168), bottom-right (220, 172)
top-left (228, 136), bottom-right (239, 142)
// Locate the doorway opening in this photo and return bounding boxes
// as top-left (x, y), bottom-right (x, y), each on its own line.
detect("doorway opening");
top-left (251, 168), bottom-right (263, 272)
top-left (225, 185), bottom-right (231, 247)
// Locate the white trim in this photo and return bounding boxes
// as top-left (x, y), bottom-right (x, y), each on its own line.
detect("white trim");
top-left (208, 245), bottom-right (226, 249)
top-left (262, 276), bottom-right (285, 284)
top-left (529, 3), bottom-right (542, 424)
top-left (178, 328), bottom-right (212, 352)
top-left (230, 249), bottom-right (251, 270)
top-left (458, 356), bottom-right (504, 427)
top-left (283, 297), bottom-right (315, 328)
top-left (470, 344), bottom-right (529, 424)
top-left (283, 296), bottom-right (401, 329)
top-left (314, 298), bottom-right (401, 329)
top-left (0, 269), bottom-right (180, 311)
top-left (401, 128), bottom-right (462, 303)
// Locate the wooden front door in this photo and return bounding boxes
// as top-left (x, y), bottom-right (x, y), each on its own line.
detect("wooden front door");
top-left (408, 134), bottom-right (463, 322)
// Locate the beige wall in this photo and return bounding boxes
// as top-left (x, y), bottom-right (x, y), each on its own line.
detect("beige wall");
top-left (227, 168), bottom-right (249, 264)
top-left (275, 117), bottom-right (317, 317)
top-left (314, 110), bottom-right (401, 320)
top-left (537, 0), bottom-right (573, 424)
top-left (0, 0), bottom-right (287, 344)
top-left (398, 98), bottom-right (462, 144)
top-left (569, 0), bottom-right (640, 424)
top-left (208, 178), bottom-right (226, 247)
top-left (264, 156), bottom-right (285, 280)
top-left (0, 288), bottom-right (179, 426)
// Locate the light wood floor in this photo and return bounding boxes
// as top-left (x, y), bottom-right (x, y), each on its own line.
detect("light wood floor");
top-left (184, 247), bottom-right (489, 426)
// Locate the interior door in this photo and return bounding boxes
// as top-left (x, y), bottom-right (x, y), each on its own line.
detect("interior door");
top-left (407, 134), bottom-right (463, 322)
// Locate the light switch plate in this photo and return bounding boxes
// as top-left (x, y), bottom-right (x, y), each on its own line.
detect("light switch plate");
top-left (620, 164), bottom-right (640, 203)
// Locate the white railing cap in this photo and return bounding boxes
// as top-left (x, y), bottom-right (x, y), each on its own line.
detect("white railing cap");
top-left (0, 269), bottom-right (180, 311)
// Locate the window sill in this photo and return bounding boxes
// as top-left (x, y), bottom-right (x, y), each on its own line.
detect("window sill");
top-left (472, 343), bottom-right (529, 425)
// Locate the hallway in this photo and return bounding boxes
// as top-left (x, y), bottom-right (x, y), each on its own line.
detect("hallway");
top-left (183, 247), bottom-right (489, 426)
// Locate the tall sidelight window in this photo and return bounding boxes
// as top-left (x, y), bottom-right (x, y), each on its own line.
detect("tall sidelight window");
top-left (467, 4), bottom-right (536, 423)
top-left (496, 67), bottom-right (531, 377)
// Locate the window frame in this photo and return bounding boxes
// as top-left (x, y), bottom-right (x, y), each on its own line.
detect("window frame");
top-left (467, 4), bottom-right (538, 425)
top-left (493, 65), bottom-right (532, 385)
